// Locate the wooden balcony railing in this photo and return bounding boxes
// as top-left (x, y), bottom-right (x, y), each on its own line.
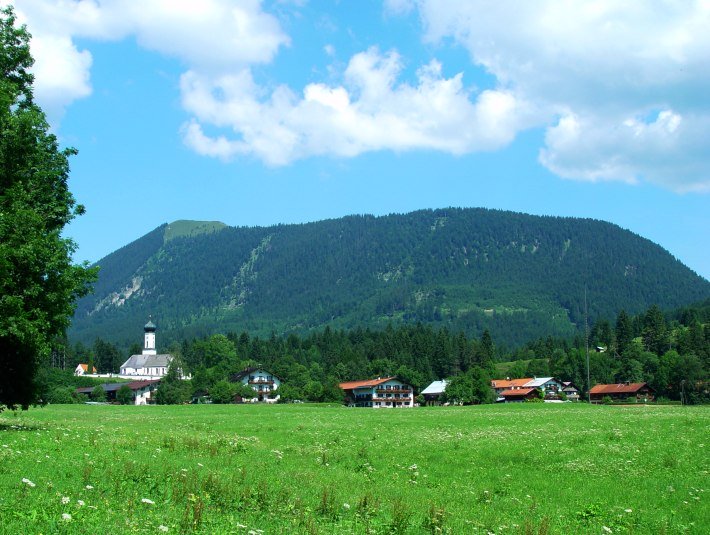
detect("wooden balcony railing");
top-left (372, 397), bottom-right (412, 403)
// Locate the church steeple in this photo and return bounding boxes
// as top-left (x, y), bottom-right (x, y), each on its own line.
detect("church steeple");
top-left (143, 317), bottom-right (157, 355)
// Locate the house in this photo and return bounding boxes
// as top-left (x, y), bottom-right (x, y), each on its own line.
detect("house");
top-left (491, 377), bottom-right (564, 401)
top-left (524, 377), bottom-right (564, 399)
top-left (491, 378), bottom-right (533, 396)
top-left (421, 380), bottom-right (448, 405)
top-left (339, 377), bottom-right (414, 408)
top-left (74, 363), bottom-right (97, 376)
top-left (498, 387), bottom-right (541, 402)
top-left (589, 382), bottom-right (655, 403)
top-left (76, 380), bottom-right (161, 405)
top-left (562, 381), bottom-right (581, 401)
top-left (230, 367), bottom-right (281, 402)
top-left (119, 319), bottom-right (176, 377)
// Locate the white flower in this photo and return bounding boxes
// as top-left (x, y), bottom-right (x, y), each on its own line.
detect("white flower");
top-left (602, 527), bottom-right (613, 533)
top-left (85, 485), bottom-right (94, 490)
top-left (141, 498), bottom-right (155, 505)
top-left (62, 513), bottom-right (72, 521)
top-left (21, 478), bottom-right (35, 487)
top-left (77, 500), bottom-right (85, 506)
top-left (61, 496), bottom-right (70, 504)
top-left (158, 526), bottom-right (169, 532)
top-left (624, 508), bottom-right (633, 513)
top-left (343, 503), bottom-right (350, 510)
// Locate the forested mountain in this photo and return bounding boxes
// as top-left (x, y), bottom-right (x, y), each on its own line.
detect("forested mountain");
top-left (69, 209), bottom-right (710, 349)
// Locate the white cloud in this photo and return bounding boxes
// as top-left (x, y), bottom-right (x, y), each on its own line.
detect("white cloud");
top-left (10, 0), bottom-right (710, 191)
top-left (11, 0), bottom-right (288, 122)
top-left (180, 48), bottom-right (531, 166)
top-left (28, 32), bottom-right (92, 124)
top-left (407, 0), bottom-right (710, 192)
top-left (541, 110), bottom-right (710, 193)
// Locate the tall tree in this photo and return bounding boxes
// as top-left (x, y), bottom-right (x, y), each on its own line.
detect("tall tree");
top-left (615, 309), bottom-right (634, 356)
top-left (642, 304), bottom-right (670, 356)
top-left (0, 7), bottom-right (97, 410)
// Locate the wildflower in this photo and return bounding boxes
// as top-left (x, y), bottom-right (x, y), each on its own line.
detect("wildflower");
top-left (197, 463), bottom-right (203, 467)
top-left (21, 478), bottom-right (35, 487)
top-left (62, 513), bottom-right (72, 521)
top-left (61, 496), bottom-right (70, 504)
top-left (141, 498), bottom-right (155, 505)
top-left (158, 526), bottom-right (169, 532)
top-left (343, 503), bottom-right (351, 510)
top-left (624, 508), bottom-right (633, 513)
top-left (77, 500), bottom-right (85, 506)
top-left (85, 485), bottom-right (94, 490)
top-left (602, 527), bottom-right (612, 533)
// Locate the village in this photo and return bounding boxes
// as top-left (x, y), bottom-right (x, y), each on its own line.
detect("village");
top-left (74, 320), bottom-right (657, 407)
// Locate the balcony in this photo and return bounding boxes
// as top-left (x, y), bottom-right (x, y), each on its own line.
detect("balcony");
top-left (249, 379), bottom-right (275, 385)
top-left (375, 388), bottom-right (412, 394)
top-left (372, 396), bottom-right (412, 403)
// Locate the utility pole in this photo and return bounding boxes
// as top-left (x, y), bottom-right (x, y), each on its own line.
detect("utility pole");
top-left (585, 287), bottom-right (590, 403)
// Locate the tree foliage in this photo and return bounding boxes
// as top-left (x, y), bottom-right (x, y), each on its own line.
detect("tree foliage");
top-left (70, 207), bottom-right (710, 350)
top-left (0, 7), bottom-right (96, 410)
top-left (90, 385), bottom-right (106, 402)
top-left (154, 360), bottom-right (190, 405)
top-left (116, 385), bottom-right (134, 405)
top-left (209, 379), bottom-right (235, 404)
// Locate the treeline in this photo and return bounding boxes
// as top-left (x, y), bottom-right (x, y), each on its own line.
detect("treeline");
top-left (504, 301), bottom-right (709, 402)
top-left (52, 301), bottom-right (709, 404)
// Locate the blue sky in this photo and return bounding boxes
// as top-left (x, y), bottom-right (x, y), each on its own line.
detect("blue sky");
top-left (10, 0), bottom-right (710, 280)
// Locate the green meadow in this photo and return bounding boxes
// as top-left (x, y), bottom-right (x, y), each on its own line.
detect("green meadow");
top-left (0, 404), bottom-right (707, 534)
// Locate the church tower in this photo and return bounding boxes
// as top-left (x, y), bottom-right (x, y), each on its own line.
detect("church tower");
top-left (143, 318), bottom-right (157, 355)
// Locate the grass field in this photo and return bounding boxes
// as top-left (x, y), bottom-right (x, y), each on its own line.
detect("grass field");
top-left (0, 403), bottom-right (707, 534)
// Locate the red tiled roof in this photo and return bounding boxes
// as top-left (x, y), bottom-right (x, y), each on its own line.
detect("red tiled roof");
top-left (339, 377), bottom-right (396, 390)
top-left (491, 378), bottom-right (533, 389)
top-left (589, 383), bottom-right (652, 395)
top-left (78, 363), bottom-right (97, 373)
top-left (499, 388), bottom-right (537, 397)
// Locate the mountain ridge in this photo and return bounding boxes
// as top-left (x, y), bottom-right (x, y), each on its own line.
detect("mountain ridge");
top-left (69, 208), bottom-right (710, 349)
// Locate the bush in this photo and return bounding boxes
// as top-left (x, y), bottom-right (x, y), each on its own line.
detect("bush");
top-left (47, 386), bottom-right (78, 404)
top-left (210, 380), bottom-right (235, 404)
top-left (233, 382), bottom-right (257, 400)
top-left (90, 385), bottom-right (106, 402)
top-left (116, 385), bottom-right (134, 405)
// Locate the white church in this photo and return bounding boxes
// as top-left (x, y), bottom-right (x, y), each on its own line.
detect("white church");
top-left (119, 319), bottom-right (175, 377)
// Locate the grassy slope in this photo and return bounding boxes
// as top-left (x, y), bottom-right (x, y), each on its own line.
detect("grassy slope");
top-left (164, 220), bottom-right (227, 243)
top-left (1, 404), bottom-right (707, 534)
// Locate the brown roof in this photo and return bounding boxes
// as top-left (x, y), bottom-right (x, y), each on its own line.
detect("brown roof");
top-left (589, 382), bottom-right (653, 395)
top-left (78, 364), bottom-right (97, 373)
top-left (492, 378), bottom-right (533, 389)
top-left (339, 377), bottom-right (397, 390)
top-left (499, 388), bottom-right (537, 397)
top-left (76, 379), bottom-right (160, 394)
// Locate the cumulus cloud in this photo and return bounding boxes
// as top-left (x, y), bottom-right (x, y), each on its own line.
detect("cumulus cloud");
top-left (10, 0), bottom-right (710, 191)
top-left (11, 0), bottom-right (288, 121)
top-left (180, 48), bottom-right (531, 165)
top-left (407, 0), bottom-right (710, 192)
